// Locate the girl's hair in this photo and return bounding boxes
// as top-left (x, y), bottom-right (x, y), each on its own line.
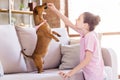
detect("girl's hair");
top-left (83, 12), bottom-right (101, 31)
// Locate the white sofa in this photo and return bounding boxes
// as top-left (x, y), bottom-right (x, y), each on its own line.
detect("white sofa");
top-left (0, 25), bottom-right (118, 80)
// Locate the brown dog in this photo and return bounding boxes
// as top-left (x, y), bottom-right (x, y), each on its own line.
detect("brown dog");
top-left (22, 3), bottom-right (61, 73)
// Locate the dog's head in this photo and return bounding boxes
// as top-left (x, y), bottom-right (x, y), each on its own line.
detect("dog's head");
top-left (33, 3), bottom-right (47, 15)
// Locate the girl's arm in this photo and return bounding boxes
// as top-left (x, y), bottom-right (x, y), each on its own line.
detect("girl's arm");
top-left (47, 3), bottom-right (80, 33)
top-left (59, 50), bottom-right (93, 79)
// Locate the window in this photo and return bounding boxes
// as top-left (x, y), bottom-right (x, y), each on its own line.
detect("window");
top-left (68, 0), bottom-right (120, 75)
top-left (68, 0), bottom-right (120, 33)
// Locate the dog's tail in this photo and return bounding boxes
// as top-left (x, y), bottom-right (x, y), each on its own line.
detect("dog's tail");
top-left (21, 50), bottom-right (33, 58)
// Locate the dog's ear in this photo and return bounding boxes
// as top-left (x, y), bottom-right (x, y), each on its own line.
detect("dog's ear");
top-left (33, 8), bottom-right (38, 15)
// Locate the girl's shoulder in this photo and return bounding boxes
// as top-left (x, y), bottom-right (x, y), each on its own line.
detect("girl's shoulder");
top-left (85, 31), bottom-right (100, 42)
top-left (85, 31), bottom-right (96, 37)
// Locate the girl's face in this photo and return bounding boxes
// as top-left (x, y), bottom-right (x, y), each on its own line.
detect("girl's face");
top-left (75, 14), bottom-right (89, 31)
top-left (75, 14), bottom-right (84, 29)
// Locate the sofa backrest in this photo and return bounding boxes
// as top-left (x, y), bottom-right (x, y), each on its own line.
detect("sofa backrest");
top-left (0, 25), bottom-right (27, 74)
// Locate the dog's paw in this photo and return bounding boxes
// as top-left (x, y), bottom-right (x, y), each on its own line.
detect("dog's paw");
top-left (38, 70), bottom-right (44, 73)
top-left (57, 34), bottom-right (61, 37)
top-left (56, 39), bottom-right (59, 42)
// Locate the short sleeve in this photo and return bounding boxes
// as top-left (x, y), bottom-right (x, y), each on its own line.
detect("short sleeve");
top-left (85, 33), bottom-right (96, 53)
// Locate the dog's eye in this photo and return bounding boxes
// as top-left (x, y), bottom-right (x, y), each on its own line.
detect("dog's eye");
top-left (44, 6), bottom-right (47, 9)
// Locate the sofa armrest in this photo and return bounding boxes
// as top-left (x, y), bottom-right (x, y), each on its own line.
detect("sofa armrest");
top-left (101, 48), bottom-right (118, 80)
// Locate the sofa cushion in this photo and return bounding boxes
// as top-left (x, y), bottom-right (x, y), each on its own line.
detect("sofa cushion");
top-left (0, 69), bottom-right (84, 80)
top-left (0, 61), bottom-right (4, 77)
top-left (15, 26), bottom-right (37, 72)
top-left (104, 66), bottom-right (113, 80)
top-left (15, 26), bottom-right (37, 57)
top-left (0, 25), bottom-right (27, 73)
top-left (59, 44), bottom-right (80, 69)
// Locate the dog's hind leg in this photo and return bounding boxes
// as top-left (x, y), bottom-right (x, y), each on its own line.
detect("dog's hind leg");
top-left (33, 55), bottom-right (43, 73)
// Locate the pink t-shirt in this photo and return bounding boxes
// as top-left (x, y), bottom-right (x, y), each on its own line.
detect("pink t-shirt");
top-left (79, 31), bottom-right (104, 80)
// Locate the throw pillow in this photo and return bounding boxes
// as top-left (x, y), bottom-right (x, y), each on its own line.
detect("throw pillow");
top-left (0, 61), bottom-right (4, 77)
top-left (59, 44), bottom-right (80, 69)
top-left (0, 25), bottom-right (27, 73)
top-left (15, 26), bottom-right (37, 72)
top-left (15, 26), bottom-right (37, 55)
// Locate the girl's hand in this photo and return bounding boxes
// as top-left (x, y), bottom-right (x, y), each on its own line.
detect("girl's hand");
top-left (59, 71), bottom-right (74, 79)
top-left (47, 3), bottom-right (57, 12)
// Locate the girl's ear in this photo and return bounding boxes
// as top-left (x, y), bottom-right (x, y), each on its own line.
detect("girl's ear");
top-left (84, 23), bottom-right (89, 31)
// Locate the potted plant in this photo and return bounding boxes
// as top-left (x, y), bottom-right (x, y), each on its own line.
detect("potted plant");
top-left (19, 3), bottom-right (24, 10)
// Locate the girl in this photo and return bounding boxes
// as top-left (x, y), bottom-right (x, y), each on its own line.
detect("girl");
top-left (47, 3), bottom-right (104, 80)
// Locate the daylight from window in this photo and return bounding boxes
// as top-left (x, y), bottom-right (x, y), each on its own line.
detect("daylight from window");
top-left (68, 0), bottom-right (120, 75)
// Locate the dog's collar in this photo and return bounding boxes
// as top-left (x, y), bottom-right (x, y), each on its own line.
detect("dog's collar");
top-left (35, 21), bottom-right (46, 31)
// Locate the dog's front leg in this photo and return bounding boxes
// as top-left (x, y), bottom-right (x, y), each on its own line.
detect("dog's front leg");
top-left (45, 32), bottom-right (60, 42)
top-left (52, 31), bottom-right (61, 37)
